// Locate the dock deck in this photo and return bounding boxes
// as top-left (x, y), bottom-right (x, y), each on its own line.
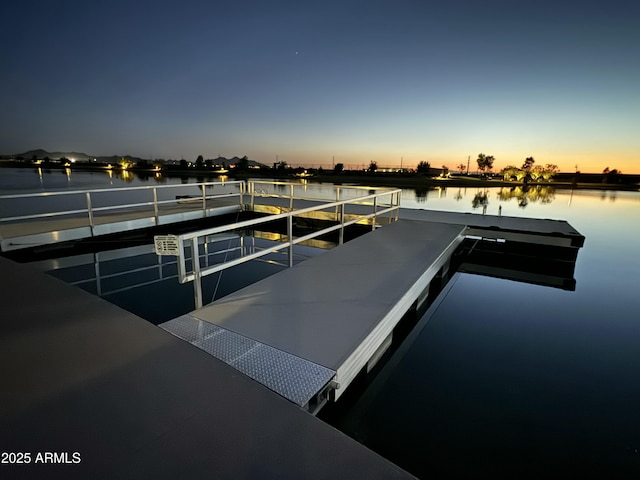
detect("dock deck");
top-left (0, 255), bottom-right (412, 479)
top-left (162, 219), bottom-right (466, 408)
top-left (398, 208), bottom-right (585, 247)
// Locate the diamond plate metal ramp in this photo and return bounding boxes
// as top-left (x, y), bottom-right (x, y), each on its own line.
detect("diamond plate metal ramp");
top-left (162, 314), bottom-right (336, 408)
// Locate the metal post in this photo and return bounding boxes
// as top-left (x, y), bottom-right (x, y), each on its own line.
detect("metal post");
top-left (339, 203), bottom-right (345, 245)
top-left (201, 185), bottom-right (207, 217)
top-left (289, 183), bottom-right (294, 210)
top-left (85, 192), bottom-right (94, 236)
top-left (372, 197), bottom-right (378, 230)
top-left (153, 187), bottom-right (159, 225)
top-left (191, 238), bottom-right (203, 309)
top-left (249, 181), bottom-right (255, 210)
top-left (335, 186), bottom-right (340, 218)
top-left (287, 214), bottom-right (294, 267)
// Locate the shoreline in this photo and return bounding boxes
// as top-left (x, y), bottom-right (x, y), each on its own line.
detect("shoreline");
top-left (1, 162), bottom-right (637, 192)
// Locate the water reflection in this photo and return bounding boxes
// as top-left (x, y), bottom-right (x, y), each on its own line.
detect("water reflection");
top-left (414, 188), bottom-right (429, 203)
top-left (496, 185), bottom-right (555, 208)
top-left (407, 186), bottom-right (563, 213)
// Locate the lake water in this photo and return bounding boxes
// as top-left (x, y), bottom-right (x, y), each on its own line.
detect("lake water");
top-left (2, 168), bottom-right (640, 477)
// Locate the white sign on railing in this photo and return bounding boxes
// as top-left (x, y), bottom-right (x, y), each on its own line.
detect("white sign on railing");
top-left (154, 235), bottom-right (180, 256)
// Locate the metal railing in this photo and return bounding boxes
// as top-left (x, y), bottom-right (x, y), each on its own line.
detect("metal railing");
top-left (169, 187), bottom-right (401, 308)
top-left (247, 179), bottom-right (399, 210)
top-left (0, 180), bottom-right (245, 231)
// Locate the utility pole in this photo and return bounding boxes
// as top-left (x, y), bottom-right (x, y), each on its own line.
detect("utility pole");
top-left (467, 155), bottom-right (470, 175)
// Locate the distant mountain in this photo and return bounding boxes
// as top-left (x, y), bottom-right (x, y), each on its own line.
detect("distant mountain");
top-left (16, 149), bottom-right (95, 161)
top-left (9, 149), bottom-right (151, 164)
top-left (4, 149), bottom-right (269, 168)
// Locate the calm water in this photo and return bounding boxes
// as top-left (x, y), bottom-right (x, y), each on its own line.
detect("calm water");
top-left (2, 168), bottom-right (640, 477)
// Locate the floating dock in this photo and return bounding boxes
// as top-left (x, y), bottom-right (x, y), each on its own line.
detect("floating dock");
top-left (1, 181), bottom-right (586, 477)
top-left (0, 255), bottom-right (413, 479)
top-left (161, 206), bottom-right (584, 411)
top-left (162, 219), bottom-right (467, 410)
top-left (0, 182), bottom-right (244, 252)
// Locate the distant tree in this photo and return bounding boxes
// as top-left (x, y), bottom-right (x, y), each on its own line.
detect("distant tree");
top-left (457, 163), bottom-right (466, 174)
top-left (179, 159), bottom-right (188, 169)
top-left (195, 155), bottom-right (204, 169)
top-left (541, 164), bottom-right (559, 181)
top-left (602, 167), bottom-right (610, 174)
top-left (530, 165), bottom-right (546, 181)
top-left (522, 157), bottom-right (535, 171)
top-left (368, 161), bottom-right (378, 172)
top-left (416, 161), bottom-right (431, 173)
top-left (441, 165), bottom-right (449, 176)
top-left (604, 168), bottom-right (622, 183)
top-left (334, 163), bottom-right (344, 173)
top-left (31, 154), bottom-right (38, 163)
top-left (238, 156), bottom-right (249, 171)
top-left (501, 165), bottom-right (525, 181)
top-left (476, 153), bottom-right (494, 174)
top-left (275, 160), bottom-right (288, 171)
top-left (205, 159), bottom-right (214, 168)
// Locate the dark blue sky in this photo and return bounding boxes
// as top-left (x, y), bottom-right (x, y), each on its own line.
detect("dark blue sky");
top-left (2, 0), bottom-right (639, 172)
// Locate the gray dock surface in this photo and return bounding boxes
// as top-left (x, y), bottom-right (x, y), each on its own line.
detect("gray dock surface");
top-left (398, 208), bottom-right (584, 246)
top-left (0, 256), bottom-right (412, 479)
top-left (162, 219), bottom-right (466, 404)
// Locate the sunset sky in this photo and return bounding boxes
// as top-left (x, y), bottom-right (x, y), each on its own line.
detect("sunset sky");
top-left (2, 0), bottom-right (639, 173)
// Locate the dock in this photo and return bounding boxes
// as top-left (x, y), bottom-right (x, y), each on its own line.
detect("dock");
top-left (1, 180), bottom-right (586, 476)
top-left (0, 255), bottom-right (413, 479)
top-left (0, 181), bottom-right (244, 251)
top-left (162, 219), bottom-right (465, 410)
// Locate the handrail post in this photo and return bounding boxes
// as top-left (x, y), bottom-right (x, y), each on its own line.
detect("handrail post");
top-left (287, 214), bottom-right (294, 267)
top-left (372, 196), bottom-right (378, 230)
top-left (289, 183), bottom-right (294, 210)
top-left (201, 184), bottom-right (207, 217)
top-left (85, 192), bottom-right (94, 235)
top-left (191, 237), bottom-right (203, 309)
top-left (339, 203), bottom-right (345, 245)
top-left (153, 187), bottom-right (159, 225)
top-left (249, 181), bottom-right (255, 210)
top-left (177, 236), bottom-right (187, 282)
top-left (335, 186), bottom-right (340, 218)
